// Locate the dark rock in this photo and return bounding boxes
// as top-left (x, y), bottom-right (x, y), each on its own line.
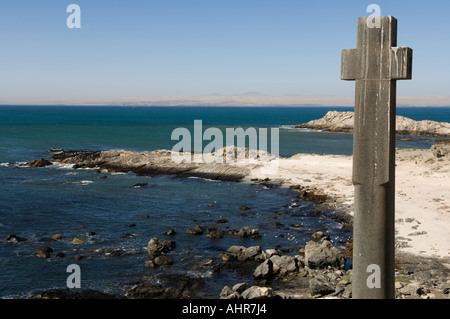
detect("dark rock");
top-left (186, 225), bottom-right (203, 235)
top-left (154, 255), bottom-right (174, 266)
top-left (216, 219), bottom-right (228, 224)
top-left (147, 238), bottom-right (176, 254)
top-left (238, 226), bottom-right (259, 238)
top-left (219, 286), bottom-right (237, 299)
top-left (144, 260), bottom-right (156, 268)
top-left (35, 246), bottom-right (53, 258)
top-left (82, 232), bottom-right (96, 236)
top-left (4, 234), bottom-right (27, 243)
top-left (254, 259), bottom-right (274, 279)
top-left (121, 233), bottom-right (134, 238)
top-left (26, 159), bottom-right (52, 167)
top-left (232, 282), bottom-right (250, 294)
top-left (32, 289), bottom-right (118, 299)
top-left (240, 205), bottom-right (251, 210)
top-left (54, 252), bottom-right (66, 258)
top-left (126, 284), bottom-right (166, 298)
top-left (206, 226), bottom-right (224, 239)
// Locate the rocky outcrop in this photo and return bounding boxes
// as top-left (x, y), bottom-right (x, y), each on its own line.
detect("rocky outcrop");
top-left (43, 147), bottom-right (264, 181)
top-left (296, 111), bottom-right (450, 137)
top-left (25, 159), bottom-right (53, 167)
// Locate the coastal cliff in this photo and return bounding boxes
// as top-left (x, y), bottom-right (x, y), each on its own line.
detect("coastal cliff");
top-left (295, 111), bottom-right (450, 137)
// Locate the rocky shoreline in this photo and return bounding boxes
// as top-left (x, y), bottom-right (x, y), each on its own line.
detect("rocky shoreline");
top-left (295, 111), bottom-right (450, 140)
top-left (11, 146), bottom-right (450, 299)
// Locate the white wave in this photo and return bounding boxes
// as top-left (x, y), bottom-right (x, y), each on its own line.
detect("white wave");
top-left (110, 172), bottom-right (127, 175)
top-left (0, 162), bottom-right (9, 167)
top-left (65, 180), bottom-right (93, 186)
top-left (52, 162), bottom-right (75, 169)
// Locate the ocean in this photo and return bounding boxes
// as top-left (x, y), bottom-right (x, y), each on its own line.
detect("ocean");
top-left (0, 105), bottom-right (449, 298)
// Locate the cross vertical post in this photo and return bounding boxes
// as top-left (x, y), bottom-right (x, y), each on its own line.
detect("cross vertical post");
top-left (341, 16), bottom-right (412, 299)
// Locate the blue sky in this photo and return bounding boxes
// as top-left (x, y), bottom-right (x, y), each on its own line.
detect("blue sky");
top-left (0, 0), bottom-right (449, 100)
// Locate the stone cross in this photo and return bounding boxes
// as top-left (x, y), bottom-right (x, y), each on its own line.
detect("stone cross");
top-left (341, 16), bottom-right (412, 299)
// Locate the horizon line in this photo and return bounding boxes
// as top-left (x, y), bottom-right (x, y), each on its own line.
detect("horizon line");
top-left (1, 95), bottom-right (450, 107)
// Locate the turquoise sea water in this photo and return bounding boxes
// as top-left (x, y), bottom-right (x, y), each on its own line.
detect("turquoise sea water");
top-left (0, 106), bottom-right (448, 298)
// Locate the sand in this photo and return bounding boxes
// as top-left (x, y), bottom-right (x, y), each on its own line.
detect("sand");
top-left (240, 148), bottom-right (450, 262)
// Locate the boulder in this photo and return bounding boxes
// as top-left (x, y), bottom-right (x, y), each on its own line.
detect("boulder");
top-left (35, 246), bottom-right (53, 258)
top-left (253, 259), bottom-right (274, 279)
top-left (269, 255), bottom-right (298, 275)
top-left (304, 239), bottom-right (345, 269)
top-left (147, 238), bottom-right (176, 254)
top-left (241, 286), bottom-right (273, 299)
top-left (309, 274), bottom-right (336, 296)
top-left (232, 282), bottom-right (250, 294)
top-left (431, 143), bottom-right (450, 158)
top-left (239, 246), bottom-right (262, 261)
top-left (238, 226), bottom-right (259, 238)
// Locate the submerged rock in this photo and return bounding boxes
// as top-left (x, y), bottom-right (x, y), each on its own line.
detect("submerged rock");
top-left (186, 225), bottom-right (203, 235)
top-left (35, 246), bottom-right (53, 258)
top-left (4, 234), bottom-right (27, 243)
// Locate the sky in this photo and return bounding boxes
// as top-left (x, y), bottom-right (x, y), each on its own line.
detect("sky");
top-left (0, 0), bottom-right (449, 103)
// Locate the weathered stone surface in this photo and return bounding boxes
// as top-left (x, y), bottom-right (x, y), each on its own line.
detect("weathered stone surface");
top-left (309, 274), bottom-right (336, 296)
top-left (26, 159), bottom-right (53, 167)
top-left (45, 148), bottom-right (255, 182)
top-left (304, 240), bottom-right (345, 269)
top-left (241, 286), bottom-right (273, 299)
top-left (147, 238), bottom-right (176, 254)
top-left (296, 111), bottom-right (449, 137)
top-left (341, 16), bottom-right (413, 299)
top-left (239, 246), bottom-right (262, 261)
top-left (253, 259), bottom-right (273, 279)
top-left (269, 255), bottom-right (298, 275)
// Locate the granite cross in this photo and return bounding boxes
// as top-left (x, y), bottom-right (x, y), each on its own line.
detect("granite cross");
top-left (341, 16), bottom-right (412, 299)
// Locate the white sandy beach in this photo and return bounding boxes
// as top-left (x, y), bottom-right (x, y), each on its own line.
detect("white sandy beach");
top-left (241, 147), bottom-right (450, 262)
